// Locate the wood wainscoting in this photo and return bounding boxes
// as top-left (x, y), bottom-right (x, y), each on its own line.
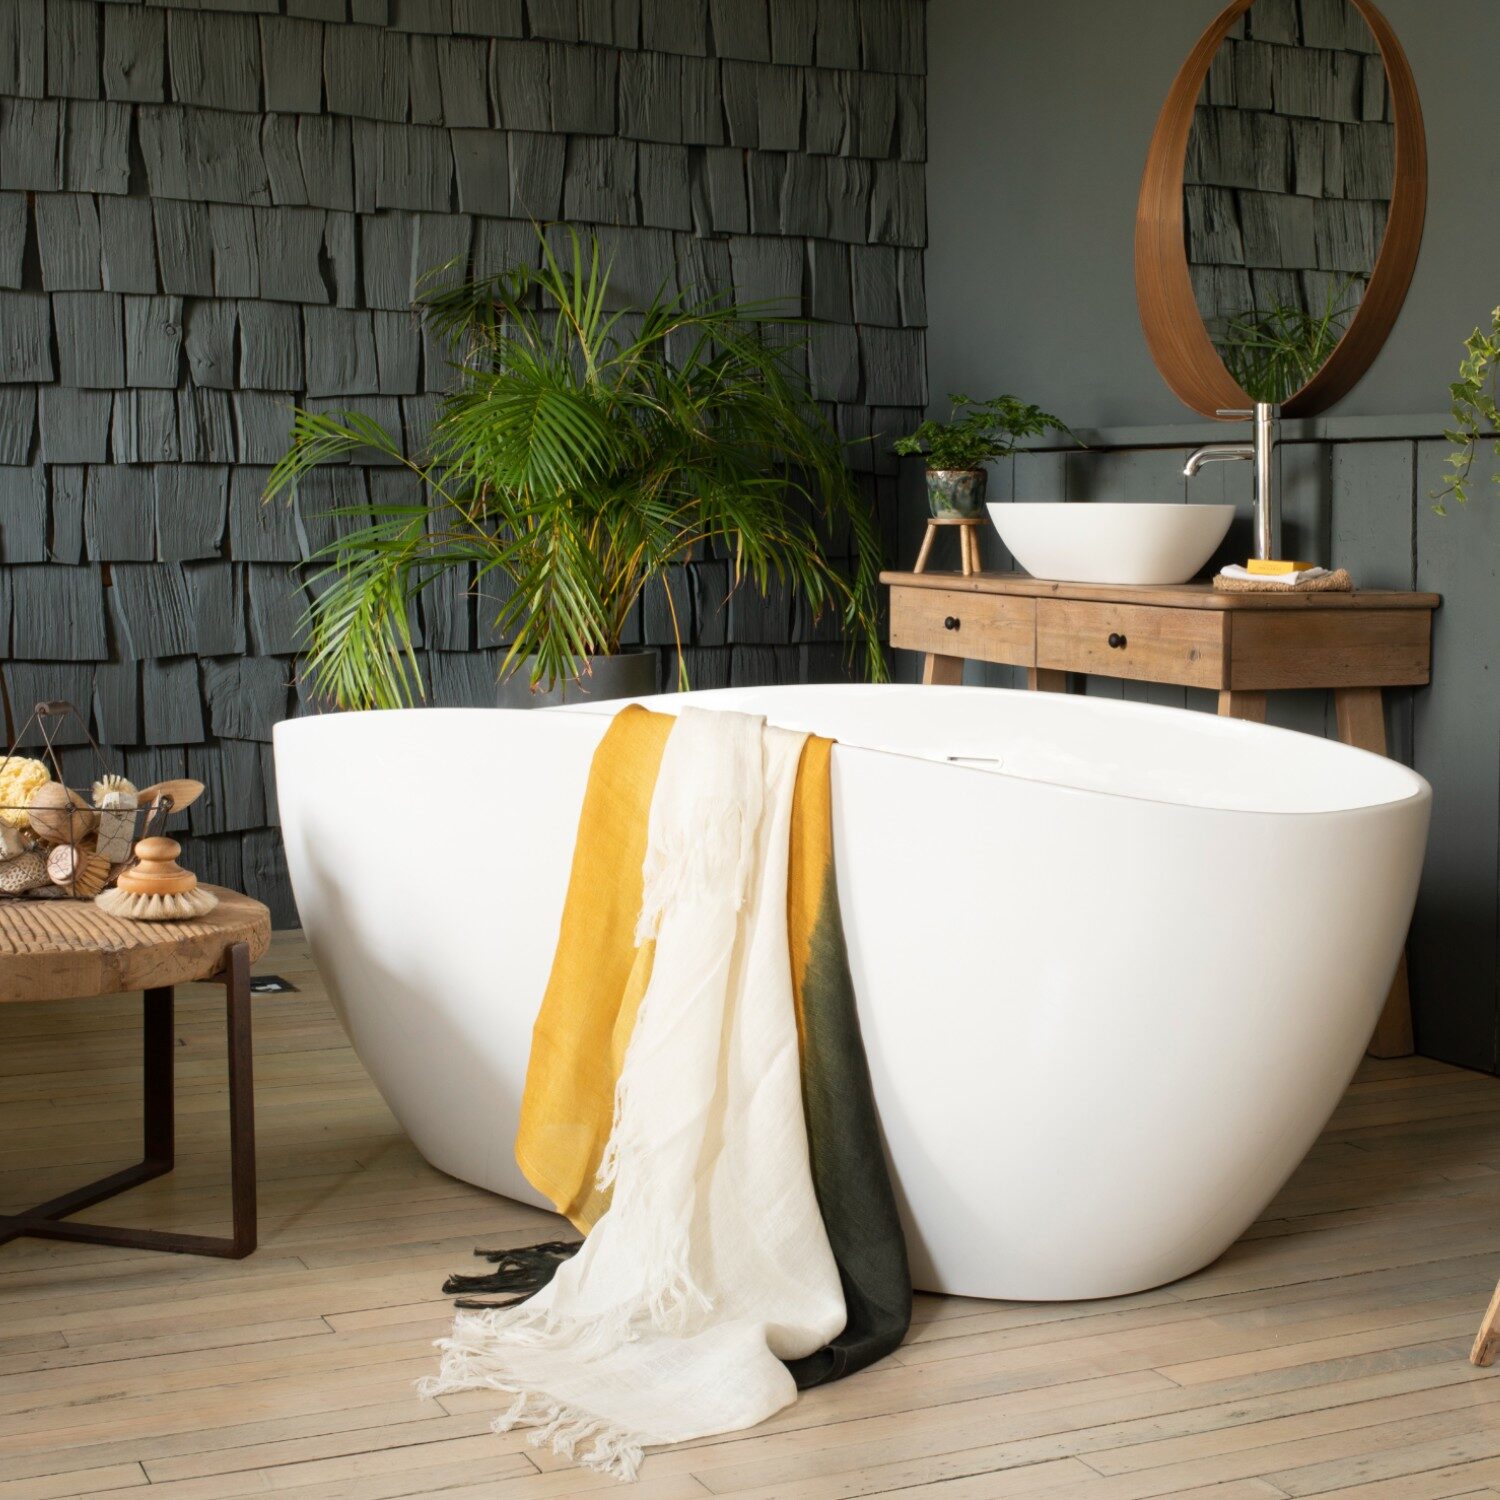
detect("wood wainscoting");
top-left (2, 933), bottom-right (1499, 1498)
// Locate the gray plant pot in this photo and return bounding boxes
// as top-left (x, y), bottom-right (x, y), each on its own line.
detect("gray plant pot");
top-left (494, 650), bottom-right (658, 710)
top-left (926, 467), bottom-right (988, 519)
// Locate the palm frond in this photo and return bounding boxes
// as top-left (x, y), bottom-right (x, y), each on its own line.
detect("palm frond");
top-left (267, 222), bottom-right (887, 706)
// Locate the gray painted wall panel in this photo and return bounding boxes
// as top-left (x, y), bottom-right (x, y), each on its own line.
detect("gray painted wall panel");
top-left (926, 0), bottom-right (1500, 1072)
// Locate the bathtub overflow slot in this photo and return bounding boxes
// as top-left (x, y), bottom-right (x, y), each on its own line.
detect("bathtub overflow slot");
top-left (944, 616), bottom-right (960, 631)
top-left (1107, 632), bottom-right (1127, 649)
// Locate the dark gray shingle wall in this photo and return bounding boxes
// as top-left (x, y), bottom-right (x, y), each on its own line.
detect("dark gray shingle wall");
top-left (0, 0), bottom-right (928, 925)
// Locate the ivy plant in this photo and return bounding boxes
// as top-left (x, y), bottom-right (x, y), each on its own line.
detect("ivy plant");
top-left (892, 395), bottom-right (1072, 471)
top-left (1434, 307), bottom-right (1500, 515)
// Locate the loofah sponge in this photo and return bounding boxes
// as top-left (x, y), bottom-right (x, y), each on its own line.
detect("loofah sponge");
top-left (0, 759), bottom-right (51, 828)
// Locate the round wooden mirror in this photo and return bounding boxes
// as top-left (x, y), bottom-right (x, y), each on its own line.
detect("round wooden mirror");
top-left (1135, 0), bottom-right (1426, 419)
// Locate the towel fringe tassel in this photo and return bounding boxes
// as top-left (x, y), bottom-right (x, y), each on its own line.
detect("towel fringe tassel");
top-left (418, 1320), bottom-right (647, 1481)
top-left (441, 1240), bottom-right (578, 1301)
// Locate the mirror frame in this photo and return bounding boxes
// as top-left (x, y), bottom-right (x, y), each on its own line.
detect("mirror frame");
top-left (1135, 0), bottom-right (1426, 419)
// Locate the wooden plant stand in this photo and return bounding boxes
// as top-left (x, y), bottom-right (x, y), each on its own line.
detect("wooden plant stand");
top-left (884, 569), bottom-right (1441, 1059)
top-left (913, 516), bottom-right (985, 577)
top-left (0, 889), bottom-right (272, 1259)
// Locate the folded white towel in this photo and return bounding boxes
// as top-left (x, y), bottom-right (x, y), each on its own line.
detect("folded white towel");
top-left (1217, 564), bottom-right (1329, 586)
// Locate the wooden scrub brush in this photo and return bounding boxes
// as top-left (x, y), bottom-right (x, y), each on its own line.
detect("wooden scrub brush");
top-left (95, 836), bottom-right (219, 921)
top-left (47, 843), bottom-right (110, 898)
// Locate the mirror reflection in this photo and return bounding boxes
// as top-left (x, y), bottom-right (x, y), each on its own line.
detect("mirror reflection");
top-left (1184, 0), bottom-right (1394, 403)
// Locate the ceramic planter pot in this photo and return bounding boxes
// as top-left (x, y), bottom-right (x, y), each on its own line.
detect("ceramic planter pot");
top-left (495, 650), bottom-right (658, 710)
top-left (926, 468), bottom-right (988, 519)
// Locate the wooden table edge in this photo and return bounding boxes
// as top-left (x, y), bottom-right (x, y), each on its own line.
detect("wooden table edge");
top-left (881, 570), bottom-right (1442, 612)
top-left (0, 887), bottom-right (273, 1004)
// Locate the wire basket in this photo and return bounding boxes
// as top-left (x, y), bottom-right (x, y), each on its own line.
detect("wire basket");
top-left (0, 701), bottom-right (174, 901)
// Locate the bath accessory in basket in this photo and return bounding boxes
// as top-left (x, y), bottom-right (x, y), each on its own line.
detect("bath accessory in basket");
top-left (95, 836), bottom-right (219, 922)
top-left (0, 701), bottom-right (196, 901)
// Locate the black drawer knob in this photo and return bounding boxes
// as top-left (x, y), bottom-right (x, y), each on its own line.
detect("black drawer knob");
top-left (944, 616), bottom-right (960, 631)
top-left (1107, 632), bottom-right (1127, 649)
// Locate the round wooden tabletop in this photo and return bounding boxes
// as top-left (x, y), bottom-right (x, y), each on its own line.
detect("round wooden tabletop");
top-left (0, 888), bottom-right (272, 1003)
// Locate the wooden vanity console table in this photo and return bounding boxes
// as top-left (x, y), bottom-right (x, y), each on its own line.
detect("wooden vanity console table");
top-left (884, 570), bottom-right (1441, 1058)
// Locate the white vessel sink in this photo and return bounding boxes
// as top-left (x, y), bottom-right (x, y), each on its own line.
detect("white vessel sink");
top-left (987, 502), bottom-right (1235, 586)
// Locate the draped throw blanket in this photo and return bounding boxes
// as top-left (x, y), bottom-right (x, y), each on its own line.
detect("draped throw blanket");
top-left (424, 706), bottom-right (910, 1479)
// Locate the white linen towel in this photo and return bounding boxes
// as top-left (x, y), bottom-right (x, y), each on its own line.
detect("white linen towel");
top-left (1217, 563), bottom-right (1329, 586)
top-left (420, 707), bottom-right (847, 1480)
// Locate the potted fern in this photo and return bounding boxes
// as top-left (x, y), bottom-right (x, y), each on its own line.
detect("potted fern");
top-left (265, 229), bottom-right (884, 708)
top-left (893, 395), bottom-right (1071, 519)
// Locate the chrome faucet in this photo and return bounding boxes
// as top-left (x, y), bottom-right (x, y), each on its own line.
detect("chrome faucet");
top-left (1183, 403), bottom-right (1279, 561)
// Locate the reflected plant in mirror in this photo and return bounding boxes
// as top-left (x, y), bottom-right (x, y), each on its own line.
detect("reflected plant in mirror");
top-left (1434, 307), bottom-right (1500, 515)
top-left (1181, 0), bottom-right (1399, 405)
top-left (893, 396), bottom-right (1071, 520)
top-left (1210, 275), bottom-right (1358, 404)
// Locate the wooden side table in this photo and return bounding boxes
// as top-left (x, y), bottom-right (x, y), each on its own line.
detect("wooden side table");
top-left (884, 570), bottom-right (1441, 1059)
top-left (0, 889), bottom-right (272, 1259)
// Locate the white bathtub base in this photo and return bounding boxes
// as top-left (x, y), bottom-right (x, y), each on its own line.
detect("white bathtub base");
top-left (275, 686), bottom-right (1429, 1301)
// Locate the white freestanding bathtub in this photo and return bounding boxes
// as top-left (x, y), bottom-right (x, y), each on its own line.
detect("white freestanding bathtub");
top-left (274, 685), bottom-right (1430, 1301)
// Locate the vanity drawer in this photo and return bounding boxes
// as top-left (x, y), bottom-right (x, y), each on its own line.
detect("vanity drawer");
top-left (1226, 609), bottom-right (1431, 689)
top-left (890, 586), bottom-right (1035, 667)
top-left (1036, 599), bottom-right (1227, 688)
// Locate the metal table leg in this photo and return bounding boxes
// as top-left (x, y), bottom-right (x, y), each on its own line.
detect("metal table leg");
top-left (0, 941), bottom-right (258, 1259)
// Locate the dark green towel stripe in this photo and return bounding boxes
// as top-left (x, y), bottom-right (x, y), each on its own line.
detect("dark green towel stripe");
top-left (784, 858), bottom-right (912, 1390)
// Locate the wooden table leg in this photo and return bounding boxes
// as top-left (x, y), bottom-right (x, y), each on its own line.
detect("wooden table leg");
top-left (1217, 690), bottom-right (1267, 722)
top-left (1473, 1278), bottom-right (1500, 1365)
top-left (922, 653), bottom-right (965, 686)
top-left (1028, 668), bottom-right (1069, 692)
top-left (1334, 687), bottom-right (1416, 1059)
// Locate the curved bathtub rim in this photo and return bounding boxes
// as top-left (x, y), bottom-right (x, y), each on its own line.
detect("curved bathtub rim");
top-left (544, 683), bottom-right (1432, 821)
top-left (273, 695), bottom-right (1432, 827)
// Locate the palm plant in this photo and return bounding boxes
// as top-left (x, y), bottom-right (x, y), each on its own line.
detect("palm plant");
top-left (265, 228), bottom-right (885, 709)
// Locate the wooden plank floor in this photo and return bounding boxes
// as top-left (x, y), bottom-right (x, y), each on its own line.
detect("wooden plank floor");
top-left (4, 931), bottom-right (1500, 1499)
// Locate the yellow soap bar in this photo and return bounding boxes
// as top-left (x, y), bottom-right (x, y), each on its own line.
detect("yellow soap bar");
top-left (1245, 559), bottom-right (1317, 575)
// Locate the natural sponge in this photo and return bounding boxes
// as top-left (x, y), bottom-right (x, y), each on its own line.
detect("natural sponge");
top-left (0, 758), bottom-right (51, 828)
